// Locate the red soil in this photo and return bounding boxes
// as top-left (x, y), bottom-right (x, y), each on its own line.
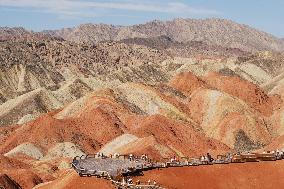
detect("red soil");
top-left (0, 88), bottom-right (231, 159)
top-left (125, 115), bottom-right (230, 157)
top-left (0, 155), bottom-right (29, 169)
top-left (264, 135), bottom-right (284, 150)
top-left (0, 125), bottom-right (19, 144)
top-left (203, 72), bottom-right (282, 116)
top-left (0, 174), bottom-right (21, 189)
top-left (217, 112), bottom-right (272, 146)
top-left (0, 156), bottom-right (49, 189)
top-left (0, 106), bottom-right (126, 154)
top-left (0, 169), bottom-right (43, 189)
top-left (134, 161), bottom-right (284, 189)
top-left (115, 135), bottom-right (176, 160)
top-left (36, 170), bottom-right (113, 189)
top-left (169, 72), bottom-right (207, 96)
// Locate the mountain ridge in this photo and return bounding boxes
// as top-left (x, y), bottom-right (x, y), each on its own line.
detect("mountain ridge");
top-left (43, 18), bottom-right (284, 52)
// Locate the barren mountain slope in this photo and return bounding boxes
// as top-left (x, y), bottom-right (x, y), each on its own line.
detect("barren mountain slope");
top-left (169, 72), bottom-right (276, 151)
top-left (48, 18), bottom-right (284, 52)
top-left (0, 88), bottom-right (62, 125)
top-left (119, 35), bottom-right (248, 57)
top-left (203, 72), bottom-right (282, 116)
top-left (0, 27), bottom-right (29, 40)
top-left (0, 85), bottom-right (230, 158)
top-left (0, 27), bottom-right (61, 42)
top-left (1, 69), bottom-right (279, 161)
top-left (0, 39), bottom-right (170, 104)
top-left (1, 38), bottom-right (282, 106)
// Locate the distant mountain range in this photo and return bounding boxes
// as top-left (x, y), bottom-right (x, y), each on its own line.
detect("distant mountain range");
top-left (0, 27), bottom-right (60, 42)
top-left (44, 18), bottom-right (284, 52)
top-left (1, 18), bottom-right (284, 52)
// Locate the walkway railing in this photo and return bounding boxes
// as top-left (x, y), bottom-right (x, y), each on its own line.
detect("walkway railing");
top-left (72, 150), bottom-right (284, 189)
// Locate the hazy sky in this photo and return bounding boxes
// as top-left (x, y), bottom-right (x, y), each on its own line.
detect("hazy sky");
top-left (0, 0), bottom-right (283, 37)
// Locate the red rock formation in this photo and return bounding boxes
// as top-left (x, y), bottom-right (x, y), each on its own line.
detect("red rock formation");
top-left (125, 115), bottom-right (230, 157)
top-left (169, 72), bottom-right (207, 96)
top-left (203, 72), bottom-right (281, 116)
top-left (0, 107), bottom-right (125, 154)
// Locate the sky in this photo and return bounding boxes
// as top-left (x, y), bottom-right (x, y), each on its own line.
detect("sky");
top-left (0, 0), bottom-right (283, 37)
